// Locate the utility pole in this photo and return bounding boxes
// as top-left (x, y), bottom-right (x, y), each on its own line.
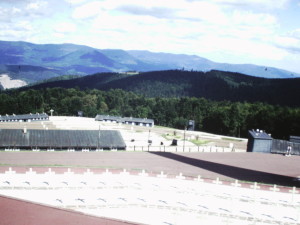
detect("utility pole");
top-left (183, 126), bottom-right (186, 152)
top-left (148, 129), bottom-right (152, 145)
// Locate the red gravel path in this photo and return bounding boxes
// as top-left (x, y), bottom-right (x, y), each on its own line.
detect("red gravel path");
top-left (1, 151), bottom-right (300, 186)
top-left (0, 195), bottom-right (139, 225)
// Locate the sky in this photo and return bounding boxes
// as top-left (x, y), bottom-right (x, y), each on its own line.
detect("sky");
top-left (1, 0), bottom-right (300, 73)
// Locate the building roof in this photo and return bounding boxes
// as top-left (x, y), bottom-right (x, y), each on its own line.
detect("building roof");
top-left (0, 113), bottom-right (49, 122)
top-left (95, 115), bottom-right (154, 124)
top-left (95, 115), bottom-right (121, 121)
top-left (0, 129), bottom-right (126, 149)
top-left (248, 129), bottom-right (273, 140)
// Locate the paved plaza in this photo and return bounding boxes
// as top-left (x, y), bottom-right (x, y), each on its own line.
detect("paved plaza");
top-left (1, 167), bottom-right (300, 225)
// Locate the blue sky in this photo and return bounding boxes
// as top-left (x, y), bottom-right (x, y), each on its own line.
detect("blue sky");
top-left (1, 0), bottom-right (300, 73)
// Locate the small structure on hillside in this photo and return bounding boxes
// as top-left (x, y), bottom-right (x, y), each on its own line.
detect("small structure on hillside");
top-left (247, 129), bottom-right (273, 153)
top-left (187, 120), bottom-right (195, 131)
top-left (247, 130), bottom-right (300, 155)
top-left (0, 113), bottom-right (49, 122)
top-left (119, 71), bottom-right (139, 75)
top-left (95, 115), bottom-right (154, 127)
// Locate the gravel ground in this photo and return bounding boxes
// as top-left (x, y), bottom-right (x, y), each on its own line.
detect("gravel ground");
top-left (1, 151), bottom-right (300, 187)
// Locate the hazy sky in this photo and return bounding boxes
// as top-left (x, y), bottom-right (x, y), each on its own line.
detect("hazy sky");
top-left (1, 0), bottom-right (300, 73)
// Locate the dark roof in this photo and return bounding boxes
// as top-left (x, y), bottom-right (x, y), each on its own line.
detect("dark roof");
top-left (248, 130), bottom-right (273, 140)
top-left (95, 114), bottom-right (154, 124)
top-left (95, 115), bottom-right (121, 121)
top-left (0, 113), bottom-right (49, 122)
top-left (0, 129), bottom-right (126, 149)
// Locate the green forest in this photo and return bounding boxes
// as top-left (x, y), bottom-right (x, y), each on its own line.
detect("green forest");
top-left (1, 87), bottom-right (300, 139)
top-left (23, 70), bottom-right (300, 107)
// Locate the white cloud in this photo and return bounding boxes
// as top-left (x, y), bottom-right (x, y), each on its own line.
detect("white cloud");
top-left (231, 11), bottom-right (277, 26)
top-left (0, 0), bottom-right (31, 3)
top-left (70, 0), bottom-right (282, 56)
top-left (72, 0), bottom-right (228, 23)
top-left (72, 1), bottom-right (104, 19)
top-left (176, 1), bottom-right (228, 24)
top-left (54, 22), bottom-right (77, 33)
top-left (64, 0), bottom-right (87, 5)
top-left (275, 36), bottom-right (299, 46)
top-left (11, 7), bottom-right (22, 14)
top-left (0, 0), bottom-right (49, 21)
top-left (211, 0), bottom-right (291, 9)
top-left (23, 0), bottom-right (49, 14)
top-left (52, 32), bottom-right (66, 39)
top-left (289, 29), bottom-right (300, 40)
top-left (0, 20), bottom-right (34, 41)
top-left (272, 32), bottom-right (300, 55)
top-left (224, 10), bottom-right (278, 42)
top-left (26, 2), bottom-right (43, 10)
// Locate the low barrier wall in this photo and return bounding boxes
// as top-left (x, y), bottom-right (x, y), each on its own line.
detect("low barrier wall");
top-left (272, 139), bottom-right (300, 155)
top-left (0, 167), bottom-right (298, 193)
top-left (1, 145), bottom-right (245, 152)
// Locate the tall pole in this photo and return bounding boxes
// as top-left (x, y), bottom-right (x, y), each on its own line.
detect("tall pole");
top-left (183, 126), bottom-right (186, 152)
top-left (98, 123), bottom-right (101, 149)
top-left (148, 129), bottom-right (151, 142)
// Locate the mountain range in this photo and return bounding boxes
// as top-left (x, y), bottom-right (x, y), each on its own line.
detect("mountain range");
top-left (0, 40), bottom-right (299, 87)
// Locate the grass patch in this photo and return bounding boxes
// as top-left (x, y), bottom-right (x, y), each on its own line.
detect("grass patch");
top-left (222, 137), bottom-right (243, 142)
top-left (162, 134), bottom-right (181, 140)
top-left (155, 125), bottom-right (175, 130)
top-left (190, 139), bottom-right (210, 146)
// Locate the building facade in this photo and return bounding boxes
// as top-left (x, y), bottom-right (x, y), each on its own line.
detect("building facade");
top-left (0, 113), bottom-right (49, 122)
top-left (95, 115), bottom-right (154, 127)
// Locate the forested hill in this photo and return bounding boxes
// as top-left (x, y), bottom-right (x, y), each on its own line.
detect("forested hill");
top-left (22, 70), bottom-right (300, 107)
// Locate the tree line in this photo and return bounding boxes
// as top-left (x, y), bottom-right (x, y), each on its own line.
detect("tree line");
top-left (1, 87), bottom-right (300, 139)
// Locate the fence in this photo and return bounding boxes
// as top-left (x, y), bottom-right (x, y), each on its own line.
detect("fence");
top-left (1, 145), bottom-right (245, 153)
top-left (126, 145), bottom-right (239, 153)
top-left (271, 139), bottom-right (300, 155)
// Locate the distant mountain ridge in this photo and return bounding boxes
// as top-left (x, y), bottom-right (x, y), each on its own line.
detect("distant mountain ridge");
top-left (0, 40), bottom-right (299, 84)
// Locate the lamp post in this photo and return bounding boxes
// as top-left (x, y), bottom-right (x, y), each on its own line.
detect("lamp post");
top-left (148, 129), bottom-right (152, 146)
top-left (183, 126), bottom-right (186, 152)
top-left (148, 129), bottom-right (151, 142)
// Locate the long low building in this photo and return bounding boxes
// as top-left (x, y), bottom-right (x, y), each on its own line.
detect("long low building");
top-left (0, 113), bottom-right (49, 122)
top-left (0, 129), bottom-right (126, 151)
top-left (95, 115), bottom-right (154, 127)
